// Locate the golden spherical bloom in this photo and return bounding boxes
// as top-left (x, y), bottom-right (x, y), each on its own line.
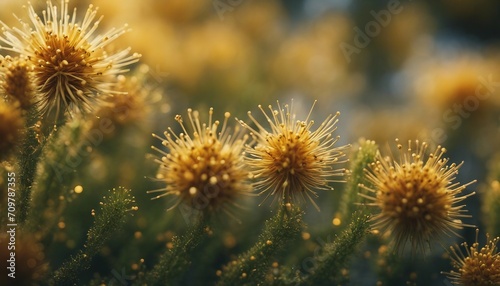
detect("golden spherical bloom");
top-left (150, 108), bottom-right (251, 215)
top-left (93, 68), bottom-right (160, 128)
top-left (360, 139), bottom-right (476, 254)
top-left (0, 56), bottom-right (35, 110)
top-left (0, 100), bottom-right (24, 158)
top-left (0, 0), bottom-right (141, 119)
top-left (238, 100), bottom-right (349, 211)
top-left (444, 230), bottom-right (500, 286)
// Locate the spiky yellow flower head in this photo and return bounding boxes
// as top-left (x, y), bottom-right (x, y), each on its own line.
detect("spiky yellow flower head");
top-left (0, 0), bottom-right (141, 119)
top-left (150, 108), bottom-right (251, 215)
top-left (0, 100), bottom-right (24, 158)
top-left (238, 100), bottom-right (349, 211)
top-left (360, 139), bottom-right (476, 254)
top-left (93, 72), bottom-right (156, 128)
top-left (444, 230), bottom-right (500, 286)
top-left (0, 55), bottom-right (35, 110)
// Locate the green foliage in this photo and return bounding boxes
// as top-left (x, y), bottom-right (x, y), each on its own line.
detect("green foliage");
top-left (16, 105), bottom-right (42, 223)
top-left (482, 155), bottom-right (500, 237)
top-left (339, 139), bottom-right (378, 220)
top-left (145, 216), bottom-right (210, 286)
top-left (217, 204), bottom-right (303, 286)
top-left (51, 187), bottom-right (136, 285)
top-left (301, 213), bottom-right (370, 285)
top-left (27, 120), bottom-right (85, 234)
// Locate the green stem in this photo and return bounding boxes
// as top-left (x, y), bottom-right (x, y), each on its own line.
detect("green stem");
top-left (302, 213), bottom-right (370, 285)
top-left (17, 106), bottom-right (41, 224)
top-left (339, 139), bottom-right (378, 221)
top-left (145, 215), bottom-right (210, 286)
top-left (216, 204), bottom-right (303, 286)
top-left (27, 121), bottom-right (84, 235)
top-left (51, 187), bottom-right (135, 285)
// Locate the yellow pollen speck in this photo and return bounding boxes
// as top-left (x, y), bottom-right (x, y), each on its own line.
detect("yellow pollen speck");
top-left (189, 187), bottom-right (197, 196)
top-left (184, 172), bottom-right (194, 181)
top-left (332, 217), bottom-right (341, 226)
top-left (209, 176), bottom-right (218, 185)
top-left (302, 232), bottom-right (311, 240)
top-left (134, 231), bottom-right (142, 239)
top-left (266, 240), bottom-right (272, 245)
top-left (58, 221), bottom-right (66, 229)
top-left (74, 185), bottom-right (83, 194)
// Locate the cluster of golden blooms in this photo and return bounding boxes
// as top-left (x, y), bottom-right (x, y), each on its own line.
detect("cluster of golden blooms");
top-left (151, 101), bottom-right (349, 214)
top-left (94, 0), bottom-right (361, 111)
top-left (270, 15), bottom-right (357, 99)
top-left (360, 139), bottom-right (476, 254)
top-left (0, 0), bottom-right (141, 120)
top-left (443, 230), bottom-right (500, 286)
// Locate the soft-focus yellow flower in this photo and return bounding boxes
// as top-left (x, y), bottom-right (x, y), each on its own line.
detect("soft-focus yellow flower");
top-left (0, 101), bottom-right (24, 158)
top-left (0, 56), bottom-right (35, 110)
top-left (360, 139), bottom-right (476, 254)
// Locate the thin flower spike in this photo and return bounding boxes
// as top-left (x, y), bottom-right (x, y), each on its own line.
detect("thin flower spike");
top-left (0, 0), bottom-right (141, 119)
top-left (150, 108), bottom-right (251, 217)
top-left (359, 139), bottom-right (476, 254)
top-left (443, 229), bottom-right (500, 286)
top-left (238, 100), bottom-right (349, 211)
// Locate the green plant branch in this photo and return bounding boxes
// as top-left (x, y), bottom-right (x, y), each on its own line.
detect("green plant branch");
top-left (216, 204), bottom-right (303, 286)
top-left (339, 139), bottom-right (378, 221)
top-left (27, 120), bottom-right (84, 235)
top-left (145, 215), bottom-right (210, 286)
top-left (51, 187), bottom-right (136, 285)
top-left (301, 212), bottom-right (370, 285)
top-left (16, 106), bottom-right (43, 224)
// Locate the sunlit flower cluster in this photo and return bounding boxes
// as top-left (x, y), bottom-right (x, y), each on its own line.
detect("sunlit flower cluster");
top-left (151, 108), bottom-right (251, 215)
top-left (360, 139), bottom-right (476, 253)
top-left (0, 0), bottom-right (140, 120)
top-left (444, 230), bottom-right (500, 286)
top-left (239, 101), bottom-right (349, 211)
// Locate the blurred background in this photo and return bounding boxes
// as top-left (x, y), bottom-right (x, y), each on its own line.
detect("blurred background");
top-left (2, 0), bottom-right (499, 285)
